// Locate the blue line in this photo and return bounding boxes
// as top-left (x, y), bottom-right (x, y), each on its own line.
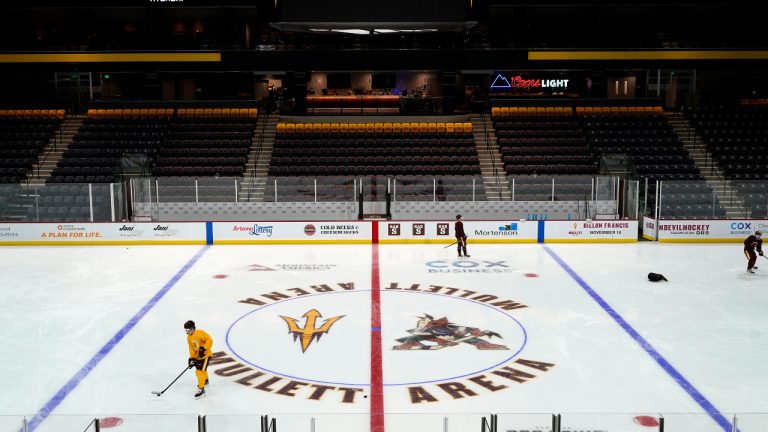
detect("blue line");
top-left (26, 245), bottom-right (211, 432)
top-left (543, 246), bottom-right (732, 432)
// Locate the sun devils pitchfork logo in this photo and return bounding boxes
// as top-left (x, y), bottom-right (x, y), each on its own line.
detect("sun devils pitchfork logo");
top-left (280, 309), bottom-right (344, 353)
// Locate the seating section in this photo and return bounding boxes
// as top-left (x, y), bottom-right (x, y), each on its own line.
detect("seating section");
top-left (654, 181), bottom-right (726, 220)
top-left (176, 108), bottom-right (258, 118)
top-left (685, 105), bottom-right (768, 180)
top-left (26, 183), bottom-right (114, 222)
top-left (51, 108), bottom-right (257, 183)
top-left (396, 175), bottom-right (486, 201)
top-left (734, 183), bottom-right (768, 218)
top-left (263, 176), bottom-right (356, 202)
top-left (155, 177), bottom-right (241, 203)
top-left (579, 107), bottom-right (699, 181)
top-left (509, 176), bottom-right (596, 202)
top-left (493, 107), bottom-right (597, 176)
top-left (263, 174), bottom-right (486, 202)
top-left (56, 114), bottom-right (167, 183)
top-left (87, 108), bottom-right (174, 119)
top-left (0, 110), bottom-right (63, 182)
top-left (686, 105), bottom-right (768, 218)
top-left (153, 115), bottom-right (255, 177)
top-left (270, 122), bottom-right (479, 177)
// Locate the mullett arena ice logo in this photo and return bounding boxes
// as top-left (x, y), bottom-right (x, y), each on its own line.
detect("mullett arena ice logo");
top-left (215, 281), bottom-right (554, 404)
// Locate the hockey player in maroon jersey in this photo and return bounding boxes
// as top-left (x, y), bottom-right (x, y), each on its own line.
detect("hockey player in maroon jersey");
top-left (744, 230), bottom-right (763, 274)
top-left (455, 214), bottom-right (470, 257)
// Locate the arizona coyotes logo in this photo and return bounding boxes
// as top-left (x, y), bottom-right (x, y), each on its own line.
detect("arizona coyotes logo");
top-left (280, 309), bottom-right (344, 353)
top-left (393, 313), bottom-right (508, 350)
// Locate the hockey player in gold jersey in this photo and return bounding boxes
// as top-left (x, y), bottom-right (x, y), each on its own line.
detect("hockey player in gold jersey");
top-left (184, 320), bottom-right (213, 399)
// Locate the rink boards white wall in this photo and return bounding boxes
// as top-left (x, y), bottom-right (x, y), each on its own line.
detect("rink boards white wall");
top-left (0, 220), bottom-right (639, 245)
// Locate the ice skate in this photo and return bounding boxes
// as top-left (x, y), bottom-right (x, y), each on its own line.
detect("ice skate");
top-left (194, 387), bottom-right (206, 399)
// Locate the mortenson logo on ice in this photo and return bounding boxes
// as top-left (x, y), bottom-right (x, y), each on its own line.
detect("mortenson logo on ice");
top-left (249, 224), bottom-right (274, 237)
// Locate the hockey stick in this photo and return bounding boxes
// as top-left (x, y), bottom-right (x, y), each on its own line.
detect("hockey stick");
top-left (444, 241), bottom-right (458, 249)
top-left (82, 418), bottom-right (98, 432)
top-left (151, 366), bottom-right (192, 396)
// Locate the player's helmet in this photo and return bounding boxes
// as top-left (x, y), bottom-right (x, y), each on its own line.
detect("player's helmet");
top-left (184, 320), bottom-right (195, 330)
top-left (456, 214), bottom-right (462, 220)
top-left (757, 230), bottom-right (763, 236)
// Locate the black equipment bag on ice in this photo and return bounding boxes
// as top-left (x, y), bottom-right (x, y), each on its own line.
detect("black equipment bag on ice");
top-left (648, 272), bottom-right (668, 282)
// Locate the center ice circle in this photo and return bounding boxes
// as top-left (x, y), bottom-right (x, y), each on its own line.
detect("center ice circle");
top-left (226, 289), bottom-right (527, 387)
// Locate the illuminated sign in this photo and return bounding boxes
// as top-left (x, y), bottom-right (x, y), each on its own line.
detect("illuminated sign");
top-left (490, 71), bottom-right (585, 97)
top-left (491, 74), bottom-right (569, 89)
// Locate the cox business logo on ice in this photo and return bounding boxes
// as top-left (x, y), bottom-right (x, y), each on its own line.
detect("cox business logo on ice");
top-left (426, 259), bottom-right (513, 273)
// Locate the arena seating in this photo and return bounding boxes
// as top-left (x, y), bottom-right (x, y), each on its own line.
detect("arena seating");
top-left (268, 122), bottom-right (483, 202)
top-left (654, 180), bottom-right (727, 220)
top-left (55, 113), bottom-right (167, 183)
top-left (263, 176), bottom-right (356, 202)
top-left (492, 106), bottom-right (598, 176)
top-left (577, 106), bottom-right (700, 182)
top-left (25, 183), bottom-right (113, 222)
top-left (270, 122), bottom-right (479, 177)
top-left (152, 114), bottom-right (255, 177)
top-left (0, 110), bottom-right (63, 183)
top-left (686, 105), bottom-right (768, 218)
top-left (52, 108), bottom-right (257, 183)
top-left (734, 182), bottom-right (768, 218)
top-left (685, 105), bottom-right (768, 180)
top-left (154, 177), bottom-right (242, 203)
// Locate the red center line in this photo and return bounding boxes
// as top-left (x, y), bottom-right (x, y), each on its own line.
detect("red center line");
top-left (370, 242), bottom-right (385, 432)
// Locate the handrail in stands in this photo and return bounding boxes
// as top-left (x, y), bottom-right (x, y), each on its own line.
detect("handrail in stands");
top-left (479, 112), bottom-right (502, 201)
top-left (246, 110), bottom-right (270, 202)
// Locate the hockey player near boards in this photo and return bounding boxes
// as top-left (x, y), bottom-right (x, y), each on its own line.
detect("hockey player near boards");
top-left (455, 215), bottom-right (470, 258)
top-left (184, 320), bottom-right (213, 399)
top-left (744, 230), bottom-right (763, 274)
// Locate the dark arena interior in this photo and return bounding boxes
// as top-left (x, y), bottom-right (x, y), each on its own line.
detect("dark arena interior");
top-left (1, 1), bottom-right (768, 432)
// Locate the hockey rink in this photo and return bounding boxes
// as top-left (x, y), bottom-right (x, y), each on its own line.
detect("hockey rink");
top-left (1, 242), bottom-right (767, 432)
